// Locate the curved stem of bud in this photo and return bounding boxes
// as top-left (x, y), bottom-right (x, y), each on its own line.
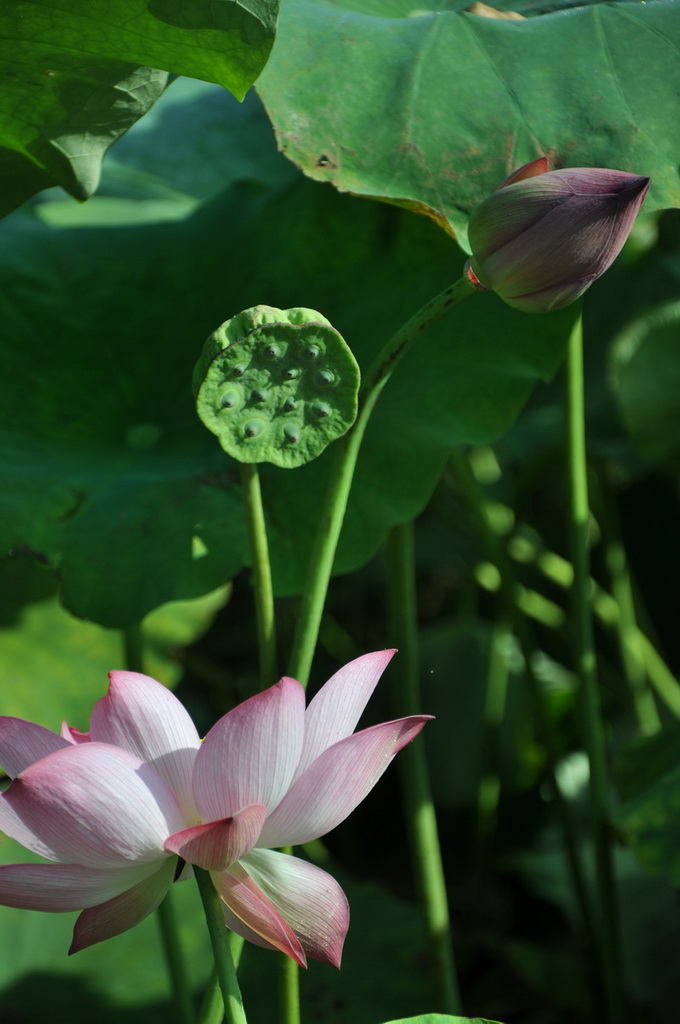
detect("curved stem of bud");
top-left (287, 274), bottom-right (477, 686)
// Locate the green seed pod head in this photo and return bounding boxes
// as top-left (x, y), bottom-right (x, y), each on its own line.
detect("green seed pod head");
top-left (193, 306), bottom-right (361, 468)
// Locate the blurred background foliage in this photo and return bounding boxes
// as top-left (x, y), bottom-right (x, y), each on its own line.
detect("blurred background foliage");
top-left (2, 0), bottom-right (680, 1019)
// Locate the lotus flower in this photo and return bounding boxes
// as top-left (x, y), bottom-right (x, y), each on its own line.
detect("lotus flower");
top-left (465, 157), bottom-right (650, 313)
top-left (0, 651), bottom-right (428, 964)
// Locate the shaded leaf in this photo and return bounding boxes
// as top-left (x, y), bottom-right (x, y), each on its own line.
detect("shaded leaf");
top-left (420, 621), bottom-right (539, 810)
top-left (0, 559), bottom-right (228, 727)
top-left (0, 64), bottom-right (168, 216)
top-left (0, 0), bottom-right (279, 212)
top-left (258, 0), bottom-right (680, 245)
top-left (509, 841), bottom-right (680, 1003)
top-left (615, 727), bottom-right (680, 885)
top-left (0, 833), bottom-right (211, 1020)
top-left (1, 86), bottom-right (575, 626)
top-left (610, 299), bottom-right (680, 459)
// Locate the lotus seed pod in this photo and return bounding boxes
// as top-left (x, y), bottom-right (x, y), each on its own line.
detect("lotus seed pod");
top-left (193, 306), bottom-right (361, 468)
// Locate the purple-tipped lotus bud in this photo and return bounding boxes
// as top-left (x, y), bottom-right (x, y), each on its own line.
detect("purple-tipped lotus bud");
top-left (465, 162), bottom-right (650, 313)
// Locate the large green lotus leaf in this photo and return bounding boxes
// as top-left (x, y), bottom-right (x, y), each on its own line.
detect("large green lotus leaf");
top-left (0, 192), bottom-right (574, 623)
top-left (0, 64), bottom-right (169, 217)
top-left (0, 0), bottom-right (279, 214)
top-left (0, 85), bottom-right (575, 625)
top-left (0, 86), bottom-right (290, 628)
top-left (258, 0), bottom-right (680, 245)
top-left (417, 620), bottom-right (542, 810)
top-left (36, 78), bottom-right (299, 227)
top-left (0, 186), bottom-right (261, 626)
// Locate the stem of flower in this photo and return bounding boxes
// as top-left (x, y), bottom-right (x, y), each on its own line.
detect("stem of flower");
top-left (565, 311), bottom-right (624, 1024)
top-left (197, 936), bottom-right (244, 1024)
top-left (274, 843), bottom-right (300, 1024)
top-left (279, 932), bottom-right (301, 1024)
top-left (386, 521), bottom-right (462, 1014)
top-left (197, 973), bottom-right (224, 1024)
top-left (288, 275), bottom-right (476, 686)
top-left (194, 867), bottom-right (249, 1024)
top-left (240, 462), bottom-right (278, 689)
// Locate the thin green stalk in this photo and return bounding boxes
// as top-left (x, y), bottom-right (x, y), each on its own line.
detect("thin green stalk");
top-left (593, 479), bottom-right (661, 734)
top-left (240, 461), bottom-right (278, 688)
top-left (194, 868), bottom-right (248, 1024)
top-left (606, 538), bottom-right (660, 733)
top-left (386, 522), bottom-right (462, 1014)
top-left (240, 464), bottom-right (295, 1021)
top-left (476, 615), bottom-right (511, 841)
top-left (122, 626), bottom-right (195, 1024)
top-left (288, 275), bottom-right (476, 686)
top-left (565, 312), bottom-right (623, 1024)
top-left (275, 842), bottom-right (300, 1024)
top-left (516, 625), bottom-right (599, 948)
top-left (280, 280), bottom-right (474, 1024)
top-left (637, 637), bottom-right (680, 717)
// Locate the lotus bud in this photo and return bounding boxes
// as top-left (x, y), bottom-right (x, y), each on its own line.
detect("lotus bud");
top-left (465, 159), bottom-right (650, 313)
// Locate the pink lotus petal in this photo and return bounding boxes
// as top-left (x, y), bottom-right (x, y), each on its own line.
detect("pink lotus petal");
top-left (0, 718), bottom-right (71, 778)
top-left (259, 716), bottom-right (431, 848)
top-left (61, 722), bottom-right (91, 744)
top-left (164, 803), bottom-right (267, 870)
top-left (212, 861), bottom-right (307, 967)
top-left (294, 650), bottom-right (396, 782)
top-left (193, 677), bottom-right (305, 822)
top-left (497, 156), bottom-right (549, 190)
top-left (0, 860), bottom-right (163, 911)
top-left (0, 742), bottom-right (184, 867)
top-left (241, 848), bottom-right (348, 967)
top-left (91, 671), bottom-right (201, 820)
top-left (219, 893), bottom-right (282, 955)
top-left (69, 857), bottom-right (177, 953)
